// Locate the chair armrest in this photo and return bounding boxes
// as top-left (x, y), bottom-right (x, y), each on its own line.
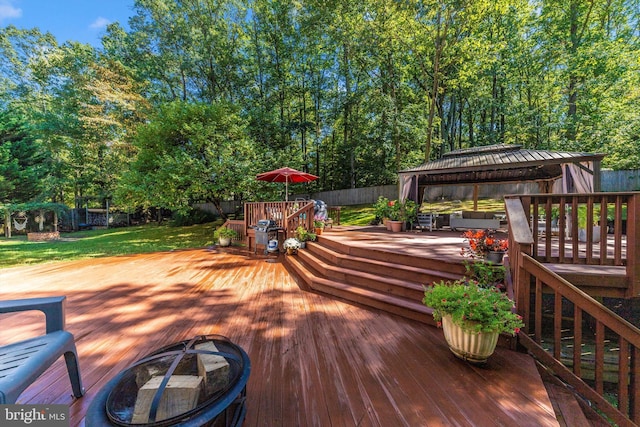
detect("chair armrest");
top-left (0, 296), bottom-right (66, 333)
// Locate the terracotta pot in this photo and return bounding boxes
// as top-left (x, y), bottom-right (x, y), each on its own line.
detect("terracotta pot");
top-left (389, 220), bottom-right (403, 232)
top-left (315, 227), bottom-right (323, 235)
top-left (441, 315), bottom-right (499, 364)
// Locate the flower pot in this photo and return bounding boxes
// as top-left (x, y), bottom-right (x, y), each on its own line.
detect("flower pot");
top-left (441, 315), bottom-right (499, 364)
top-left (578, 226), bottom-right (601, 243)
top-left (286, 247), bottom-right (297, 255)
top-left (315, 227), bottom-right (323, 235)
top-left (389, 220), bottom-right (403, 232)
top-left (300, 241), bottom-right (306, 249)
top-left (218, 237), bottom-right (232, 247)
top-left (485, 251), bottom-right (505, 264)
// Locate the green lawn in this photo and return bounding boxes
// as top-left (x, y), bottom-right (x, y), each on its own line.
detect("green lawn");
top-left (338, 199), bottom-right (506, 226)
top-left (0, 222), bottom-right (220, 269)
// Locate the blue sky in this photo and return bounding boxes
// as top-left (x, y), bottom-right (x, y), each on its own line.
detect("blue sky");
top-left (0, 0), bottom-right (135, 47)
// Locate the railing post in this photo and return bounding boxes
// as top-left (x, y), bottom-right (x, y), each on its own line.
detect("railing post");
top-left (627, 193), bottom-right (640, 297)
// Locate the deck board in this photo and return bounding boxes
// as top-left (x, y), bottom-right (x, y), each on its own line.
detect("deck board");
top-left (0, 246), bottom-right (559, 426)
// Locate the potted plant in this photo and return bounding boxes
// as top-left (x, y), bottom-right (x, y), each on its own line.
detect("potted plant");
top-left (387, 200), bottom-right (404, 232)
top-left (313, 215), bottom-right (325, 235)
top-left (295, 226), bottom-right (316, 248)
top-left (461, 229), bottom-right (508, 263)
top-left (373, 196), bottom-right (391, 226)
top-left (422, 278), bottom-right (523, 363)
top-left (214, 226), bottom-right (237, 247)
top-left (401, 199), bottom-right (418, 229)
top-left (283, 237), bottom-right (301, 255)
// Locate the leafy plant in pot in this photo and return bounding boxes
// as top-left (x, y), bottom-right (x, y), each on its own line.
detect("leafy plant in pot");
top-left (295, 226), bottom-right (316, 248)
top-left (422, 278), bottom-right (523, 363)
top-left (313, 215), bottom-right (325, 235)
top-left (214, 226), bottom-right (237, 247)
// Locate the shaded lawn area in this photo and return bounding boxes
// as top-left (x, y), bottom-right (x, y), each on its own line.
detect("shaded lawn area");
top-left (0, 222), bottom-right (219, 268)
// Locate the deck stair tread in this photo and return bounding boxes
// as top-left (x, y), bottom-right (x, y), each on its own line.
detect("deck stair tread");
top-left (298, 250), bottom-right (425, 301)
top-left (284, 233), bottom-right (466, 325)
top-left (285, 253), bottom-right (435, 325)
top-left (318, 234), bottom-right (465, 274)
top-left (308, 242), bottom-right (462, 284)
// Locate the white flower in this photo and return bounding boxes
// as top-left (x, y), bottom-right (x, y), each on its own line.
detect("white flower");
top-left (283, 238), bottom-right (301, 250)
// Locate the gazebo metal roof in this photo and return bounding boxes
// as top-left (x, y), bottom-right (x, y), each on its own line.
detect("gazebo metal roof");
top-left (398, 144), bottom-right (606, 205)
top-left (399, 144), bottom-right (606, 186)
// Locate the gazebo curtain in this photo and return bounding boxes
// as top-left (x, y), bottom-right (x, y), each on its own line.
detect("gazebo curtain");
top-left (561, 162), bottom-right (594, 193)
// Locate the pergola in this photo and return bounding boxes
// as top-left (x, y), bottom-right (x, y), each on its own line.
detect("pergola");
top-left (398, 144), bottom-right (606, 209)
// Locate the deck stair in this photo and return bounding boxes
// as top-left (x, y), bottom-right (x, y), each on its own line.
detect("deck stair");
top-left (283, 234), bottom-right (465, 325)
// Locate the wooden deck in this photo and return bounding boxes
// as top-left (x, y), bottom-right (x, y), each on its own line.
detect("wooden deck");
top-left (0, 244), bottom-right (559, 426)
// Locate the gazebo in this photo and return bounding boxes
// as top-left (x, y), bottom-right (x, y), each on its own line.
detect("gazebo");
top-left (398, 144), bottom-right (606, 208)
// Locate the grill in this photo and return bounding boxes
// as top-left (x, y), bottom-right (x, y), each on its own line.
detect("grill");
top-left (254, 220), bottom-right (281, 254)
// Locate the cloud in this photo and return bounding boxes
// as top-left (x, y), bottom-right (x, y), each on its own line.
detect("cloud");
top-left (0, 1), bottom-right (22, 22)
top-left (89, 17), bottom-right (111, 30)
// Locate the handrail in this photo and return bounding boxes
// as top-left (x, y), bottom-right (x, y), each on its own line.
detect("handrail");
top-left (243, 200), bottom-right (316, 241)
top-left (505, 192), bottom-right (640, 297)
top-left (518, 254), bottom-right (640, 426)
top-left (505, 193), bottom-right (640, 426)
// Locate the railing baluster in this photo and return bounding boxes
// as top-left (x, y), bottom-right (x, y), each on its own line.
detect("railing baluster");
top-left (595, 321), bottom-right (605, 395)
top-left (619, 337), bottom-right (630, 416)
top-left (535, 278), bottom-right (543, 344)
top-left (554, 291), bottom-right (562, 360)
top-left (632, 346), bottom-right (640, 422)
top-left (574, 306), bottom-right (582, 378)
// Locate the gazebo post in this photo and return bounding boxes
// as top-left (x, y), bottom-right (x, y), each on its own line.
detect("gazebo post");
top-left (473, 184), bottom-right (479, 211)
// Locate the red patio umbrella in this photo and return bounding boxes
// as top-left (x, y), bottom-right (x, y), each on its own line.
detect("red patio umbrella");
top-left (256, 167), bottom-right (319, 201)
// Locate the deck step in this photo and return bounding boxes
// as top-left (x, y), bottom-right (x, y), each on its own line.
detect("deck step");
top-left (285, 253), bottom-right (435, 325)
top-left (283, 235), bottom-right (464, 325)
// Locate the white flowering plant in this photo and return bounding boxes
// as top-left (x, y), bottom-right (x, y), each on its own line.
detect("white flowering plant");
top-left (283, 238), bottom-right (302, 250)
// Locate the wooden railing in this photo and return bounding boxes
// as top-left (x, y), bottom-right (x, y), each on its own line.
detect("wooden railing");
top-left (518, 255), bottom-right (640, 427)
top-left (220, 219), bottom-right (246, 244)
top-left (506, 192), bottom-right (640, 297)
top-left (244, 201), bottom-right (315, 239)
top-left (506, 193), bottom-right (640, 426)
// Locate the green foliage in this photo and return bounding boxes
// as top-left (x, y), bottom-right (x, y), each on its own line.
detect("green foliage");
top-left (170, 207), bottom-right (217, 227)
top-left (464, 260), bottom-right (506, 290)
top-left (117, 101), bottom-right (257, 213)
top-left (214, 226), bottom-right (237, 239)
top-left (423, 279), bottom-right (523, 335)
top-left (373, 196), bottom-right (391, 219)
top-left (295, 226), bottom-right (316, 242)
top-left (0, 111), bottom-right (47, 203)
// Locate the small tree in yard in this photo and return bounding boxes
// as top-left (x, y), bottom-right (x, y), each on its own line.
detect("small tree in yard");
top-left (117, 101), bottom-right (257, 217)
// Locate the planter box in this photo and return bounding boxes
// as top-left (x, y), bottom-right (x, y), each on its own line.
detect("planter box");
top-left (27, 232), bottom-right (60, 242)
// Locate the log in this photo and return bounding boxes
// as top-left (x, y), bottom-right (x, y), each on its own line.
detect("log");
top-left (132, 375), bottom-right (202, 423)
top-left (196, 341), bottom-right (230, 395)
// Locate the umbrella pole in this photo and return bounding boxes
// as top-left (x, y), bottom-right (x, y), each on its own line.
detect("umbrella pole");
top-left (285, 179), bottom-right (289, 201)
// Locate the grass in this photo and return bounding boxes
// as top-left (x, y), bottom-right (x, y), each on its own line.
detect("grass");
top-left (0, 222), bottom-right (221, 269)
top-left (338, 199), bottom-right (506, 226)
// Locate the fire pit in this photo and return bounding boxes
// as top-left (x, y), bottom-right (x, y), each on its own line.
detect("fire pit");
top-left (86, 335), bottom-right (250, 427)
